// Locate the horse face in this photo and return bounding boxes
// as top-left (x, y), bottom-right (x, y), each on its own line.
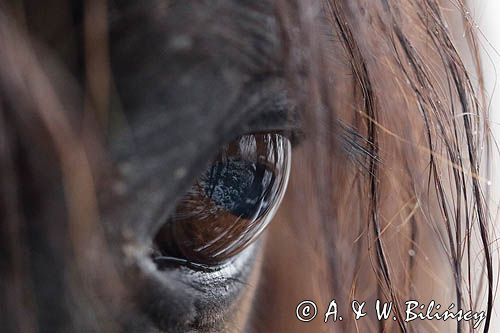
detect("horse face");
top-left (103, 1), bottom-right (294, 331)
top-left (2, 1), bottom-right (491, 332)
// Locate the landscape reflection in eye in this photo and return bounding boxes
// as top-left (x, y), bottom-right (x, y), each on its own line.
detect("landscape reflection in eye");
top-left (153, 133), bottom-right (291, 266)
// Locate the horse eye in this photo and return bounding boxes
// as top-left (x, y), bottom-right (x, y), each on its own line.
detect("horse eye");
top-left (152, 133), bottom-right (291, 267)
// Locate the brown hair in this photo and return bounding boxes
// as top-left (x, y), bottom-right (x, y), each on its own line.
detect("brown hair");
top-left (256, 0), bottom-right (493, 332)
top-left (0, 0), bottom-right (494, 332)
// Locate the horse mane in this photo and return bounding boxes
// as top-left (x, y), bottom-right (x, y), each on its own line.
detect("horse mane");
top-left (0, 0), bottom-right (494, 332)
top-left (255, 1), bottom-right (493, 332)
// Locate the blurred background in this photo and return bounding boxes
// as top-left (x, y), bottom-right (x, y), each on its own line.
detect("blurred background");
top-left (473, 0), bottom-right (500, 329)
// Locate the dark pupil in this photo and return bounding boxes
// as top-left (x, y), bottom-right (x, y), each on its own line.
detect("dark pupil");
top-left (203, 159), bottom-right (274, 220)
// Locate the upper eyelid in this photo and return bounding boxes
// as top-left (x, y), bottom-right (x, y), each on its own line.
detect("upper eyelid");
top-left (232, 99), bottom-right (302, 145)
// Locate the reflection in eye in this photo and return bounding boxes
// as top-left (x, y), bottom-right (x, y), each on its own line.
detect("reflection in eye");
top-left (152, 133), bottom-right (291, 267)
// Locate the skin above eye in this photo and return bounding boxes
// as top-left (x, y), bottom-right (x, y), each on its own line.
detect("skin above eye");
top-left (152, 133), bottom-right (291, 267)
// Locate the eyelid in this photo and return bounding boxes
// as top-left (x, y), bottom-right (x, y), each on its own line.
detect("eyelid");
top-left (244, 106), bottom-right (303, 146)
top-left (234, 89), bottom-right (302, 143)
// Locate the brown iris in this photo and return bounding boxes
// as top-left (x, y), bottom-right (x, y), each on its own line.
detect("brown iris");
top-left (152, 133), bottom-right (291, 267)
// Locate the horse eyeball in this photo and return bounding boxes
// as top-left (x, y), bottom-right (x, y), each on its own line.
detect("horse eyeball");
top-left (152, 133), bottom-right (291, 267)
